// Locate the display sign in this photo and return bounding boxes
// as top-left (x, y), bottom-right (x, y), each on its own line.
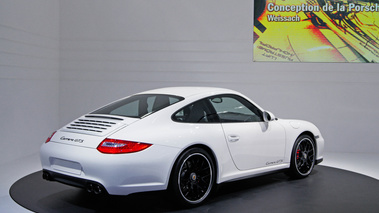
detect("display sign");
top-left (253, 0), bottom-right (379, 62)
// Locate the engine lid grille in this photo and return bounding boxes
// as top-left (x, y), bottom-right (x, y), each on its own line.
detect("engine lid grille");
top-left (67, 119), bottom-right (115, 132)
top-left (62, 115), bottom-right (128, 136)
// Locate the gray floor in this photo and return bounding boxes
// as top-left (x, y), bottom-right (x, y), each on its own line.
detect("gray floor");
top-left (1, 152), bottom-right (379, 212)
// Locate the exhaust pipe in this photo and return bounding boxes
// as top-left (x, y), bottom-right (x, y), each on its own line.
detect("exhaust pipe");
top-left (93, 184), bottom-right (102, 195)
top-left (86, 183), bottom-right (94, 193)
top-left (86, 183), bottom-right (103, 195)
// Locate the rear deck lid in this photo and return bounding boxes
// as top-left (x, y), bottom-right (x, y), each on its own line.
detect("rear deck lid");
top-left (52, 114), bottom-right (138, 148)
top-left (61, 114), bottom-right (137, 136)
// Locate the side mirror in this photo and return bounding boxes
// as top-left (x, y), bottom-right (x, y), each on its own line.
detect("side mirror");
top-left (263, 111), bottom-right (275, 122)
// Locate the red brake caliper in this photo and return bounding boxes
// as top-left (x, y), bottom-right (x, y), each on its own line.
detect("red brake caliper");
top-left (296, 149), bottom-right (300, 160)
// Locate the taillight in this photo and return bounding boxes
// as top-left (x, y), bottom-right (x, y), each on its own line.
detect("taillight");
top-left (45, 131), bottom-right (57, 143)
top-left (97, 138), bottom-right (152, 154)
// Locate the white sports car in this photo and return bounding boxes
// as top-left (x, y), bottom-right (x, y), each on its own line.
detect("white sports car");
top-left (40, 87), bottom-right (324, 206)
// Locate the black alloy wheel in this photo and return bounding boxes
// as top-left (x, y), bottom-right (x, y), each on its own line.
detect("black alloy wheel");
top-left (289, 135), bottom-right (315, 178)
top-left (170, 148), bottom-right (215, 207)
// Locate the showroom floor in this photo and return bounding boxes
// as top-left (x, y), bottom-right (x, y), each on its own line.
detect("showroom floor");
top-left (1, 152), bottom-right (378, 212)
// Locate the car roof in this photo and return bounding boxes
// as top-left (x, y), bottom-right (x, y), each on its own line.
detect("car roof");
top-left (137, 87), bottom-right (238, 98)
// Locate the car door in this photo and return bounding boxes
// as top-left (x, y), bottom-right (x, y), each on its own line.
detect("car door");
top-left (209, 95), bottom-right (286, 170)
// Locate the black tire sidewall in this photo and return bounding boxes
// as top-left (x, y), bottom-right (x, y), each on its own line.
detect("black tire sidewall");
top-left (169, 147), bottom-right (216, 207)
top-left (289, 135), bottom-right (316, 179)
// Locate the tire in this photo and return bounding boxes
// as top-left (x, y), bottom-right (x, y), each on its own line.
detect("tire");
top-left (289, 135), bottom-right (316, 179)
top-left (169, 147), bottom-right (216, 207)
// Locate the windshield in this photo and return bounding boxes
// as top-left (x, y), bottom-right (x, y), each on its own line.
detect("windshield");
top-left (91, 94), bottom-right (184, 118)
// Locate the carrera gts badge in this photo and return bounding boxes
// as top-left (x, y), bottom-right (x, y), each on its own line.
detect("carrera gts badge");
top-left (60, 136), bottom-right (84, 143)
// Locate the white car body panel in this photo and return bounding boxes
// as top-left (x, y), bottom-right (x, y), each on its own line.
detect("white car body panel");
top-left (40, 87), bottom-right (325, 196)
top-left (222, 121), bottom-right (286, 170)
top-left (41, 141), bottom-right (180, 195)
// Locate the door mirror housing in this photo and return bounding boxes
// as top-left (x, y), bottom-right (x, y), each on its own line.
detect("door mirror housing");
top-left (263, 111), bottom-right (275, 122)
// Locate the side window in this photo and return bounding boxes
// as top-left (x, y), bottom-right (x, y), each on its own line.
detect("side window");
top-left (209, 95), bottom-right (263, 122)
top-left (172, 99), bottom-right (218, 123)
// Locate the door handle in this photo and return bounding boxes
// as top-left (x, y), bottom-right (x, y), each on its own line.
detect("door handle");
top-left (228, 135), bottom-right (240, 142)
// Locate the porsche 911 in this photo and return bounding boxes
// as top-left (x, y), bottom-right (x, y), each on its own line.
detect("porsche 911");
top-left (40, 87), bottom-right (324, 206)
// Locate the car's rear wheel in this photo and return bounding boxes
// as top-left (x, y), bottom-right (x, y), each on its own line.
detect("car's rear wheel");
top-left (170, 147), bottom-right (215, 207)
top-left (289, 135), bottom-right (315, 178)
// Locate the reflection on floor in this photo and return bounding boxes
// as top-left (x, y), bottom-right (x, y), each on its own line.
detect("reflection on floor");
top-left (1, 152), bottom-right (378, 212)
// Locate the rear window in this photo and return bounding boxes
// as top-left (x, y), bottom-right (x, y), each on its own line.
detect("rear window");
top-left (91, 94), bottom-right (184, 118)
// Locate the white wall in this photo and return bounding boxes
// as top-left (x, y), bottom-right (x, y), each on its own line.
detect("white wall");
top-left (59, 0), bottom-right (379, 153)
top-left (0, 0), bottom-right (60, 163)
top-left (1, 0), bottom-right (378, 165)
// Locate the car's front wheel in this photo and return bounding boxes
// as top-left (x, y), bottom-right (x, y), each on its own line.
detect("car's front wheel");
top-left (170, 147), bottom-right (216, 207)
top-left (289, 135), bottom-right (316, 178)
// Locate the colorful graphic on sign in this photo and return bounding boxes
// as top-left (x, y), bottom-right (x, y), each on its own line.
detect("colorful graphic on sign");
top-left (253, 0), bottom-right (379, 62)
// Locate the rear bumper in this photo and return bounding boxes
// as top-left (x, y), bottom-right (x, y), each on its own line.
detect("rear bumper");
top-left (43, 169), bottom-right (107, 194)
top-left (40, 141), bottom-right (180, 195)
